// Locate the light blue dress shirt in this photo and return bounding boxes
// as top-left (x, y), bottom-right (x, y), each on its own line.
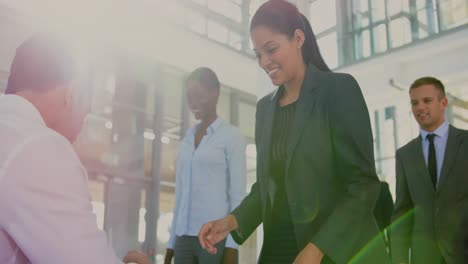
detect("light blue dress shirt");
top-left (419, 120), bottom-right (449, 185)
top-left (168, 118), bottom-right (246, 249)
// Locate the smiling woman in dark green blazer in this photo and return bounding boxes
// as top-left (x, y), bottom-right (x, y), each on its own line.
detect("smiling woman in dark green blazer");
top-left (198, 1), bottom-right (389, 263)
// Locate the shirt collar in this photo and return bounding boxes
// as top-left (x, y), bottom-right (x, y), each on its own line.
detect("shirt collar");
top-left (0, 94), bottom-right (47, 127)
top-left (207, 117), bottom-right (223, 134)
top-left (420, 120), bottom-right (449, 140)
top-left (189, 117), bottom-right (223, 136)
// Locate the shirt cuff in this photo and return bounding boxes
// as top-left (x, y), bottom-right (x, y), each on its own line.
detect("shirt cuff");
top-left (225, 234), bottom-right (239, 249)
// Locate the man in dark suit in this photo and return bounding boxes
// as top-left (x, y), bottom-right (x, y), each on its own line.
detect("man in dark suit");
top-left (391, 77), bottom-right (468, 264)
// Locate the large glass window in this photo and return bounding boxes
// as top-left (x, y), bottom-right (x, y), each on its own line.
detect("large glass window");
top-left (187, 11), bottom-right (207, 35)
top-left (440, 0), bottom-right (468, 29)
top-left (208, 19), bottom-right (230, 43)
top-left (372, 106), bottom-right (398, 198)
top-left (310, 0), bottom-right (338, 68)
top-left (449, 80), bottom-right (468, 130)
top-left (208, 0), bottom-right (243, 23)
top-left (310, 0), bottom-right (337, 33)
top-left (180, 0), bottom-right (310, 55)
top-left (181, 0), bottom-right (248, 53)
top-left (346, 0), bottom-right (468, 66)
top-left (228, 30), bottom-right (243, 50)
top-left (389, 17), bottom-right (412, 48)
top-left (238, 101), bottom-right (255, 139)
top-left (218, 87), bottom-right (232, 122)
top-left (317, 32), bottom-right (339, 68)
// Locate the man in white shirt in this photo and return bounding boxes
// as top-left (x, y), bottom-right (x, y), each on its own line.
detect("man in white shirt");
top-left (0, 35), bottom-right (150, 264)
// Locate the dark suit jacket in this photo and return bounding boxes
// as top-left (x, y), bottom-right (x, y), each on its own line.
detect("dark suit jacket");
top-left (375, 181), bottom-right (394, 233)
top-left (230, 64), bottom-right (389, 263)
top-left (461, 208), bottom-right (468, 263)
top-left (391, 125), bottom-right (468, 264)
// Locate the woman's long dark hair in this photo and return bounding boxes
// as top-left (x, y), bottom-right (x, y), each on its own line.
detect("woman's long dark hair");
top-left (250, 0), bottom-right (331, 72)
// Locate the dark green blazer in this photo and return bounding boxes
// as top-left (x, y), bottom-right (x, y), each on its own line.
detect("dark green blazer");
top-left (461, 208), bottom-right (468, 263)
top-left (391, 125), bottom-right (468, 264)
top-left (375, 181), bottom-right (394, 232)
top-left (231, 64), bottom-right (389, 263)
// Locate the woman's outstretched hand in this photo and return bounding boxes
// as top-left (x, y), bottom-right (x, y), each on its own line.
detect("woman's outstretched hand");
top-left (198, 214), bottom-right (238, 254)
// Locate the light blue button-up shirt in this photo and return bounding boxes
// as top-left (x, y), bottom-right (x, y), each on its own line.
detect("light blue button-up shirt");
top-left (167, 118), bottom-right (246, 249)
top-left (420, 120), bottom-right (449, 184)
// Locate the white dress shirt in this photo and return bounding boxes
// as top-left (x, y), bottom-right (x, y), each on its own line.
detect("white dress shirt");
top-left (0, 94), bottom-right (121, 264)
top-left (419, 120), bottom-right (449, 184)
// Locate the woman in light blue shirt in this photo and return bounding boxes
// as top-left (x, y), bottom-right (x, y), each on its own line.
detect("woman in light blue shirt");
top-left (165, 67), bottom-right (246, 264)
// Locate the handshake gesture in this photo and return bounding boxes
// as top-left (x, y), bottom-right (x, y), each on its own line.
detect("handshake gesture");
top-left (197, 214), bottom-right (324, 264)
top-left (123, 251), bottom-right (152, 264)
top-left (198, 215), bottom-right (239, 254)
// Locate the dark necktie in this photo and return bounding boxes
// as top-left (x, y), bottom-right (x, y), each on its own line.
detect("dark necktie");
top-left (427, 134), bottom-right (437, 188)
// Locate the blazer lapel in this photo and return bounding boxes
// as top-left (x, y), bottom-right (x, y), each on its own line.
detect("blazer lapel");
top-left (259, 88), bottom-right (279, 205)
top-left (285, 65), bottom-right (320, 171)
top-left (437, 125), bottom-right (462, 192)
top-left (410, 136), bottom-right (436, 193)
